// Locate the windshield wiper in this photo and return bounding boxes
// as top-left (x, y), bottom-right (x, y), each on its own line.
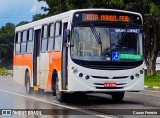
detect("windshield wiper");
top-left (90, 24), bottom-right (102, 53)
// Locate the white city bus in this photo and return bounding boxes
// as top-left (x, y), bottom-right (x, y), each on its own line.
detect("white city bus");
top-left (13, 9), bottom-right (144, 102)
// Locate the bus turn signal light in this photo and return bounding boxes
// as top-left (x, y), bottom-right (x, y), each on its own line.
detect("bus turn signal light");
top-left (140, 70), bottom-right (143, 74)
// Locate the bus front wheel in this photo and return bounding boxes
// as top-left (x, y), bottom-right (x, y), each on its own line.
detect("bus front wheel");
top-left (111, 92), bottom-right (124, 102)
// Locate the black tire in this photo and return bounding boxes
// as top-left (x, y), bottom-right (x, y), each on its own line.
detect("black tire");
top-left (111, 92), bottom-right (124, 102)
top-left (25, 71), bottom-right (32, 95)
top-left (55, 76), bottom-right (66, 102)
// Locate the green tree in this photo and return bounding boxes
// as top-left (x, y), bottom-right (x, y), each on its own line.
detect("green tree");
top-left (32, 14), bottom-right (47, 21)
top-left (0, 23), bottom-right (15, 66)
top-left (16, 21), bottom-right (29, 26)
top-left (38, 0), bottom-right (125, 15)
top-left (122, 0), bottom-right (160, 75)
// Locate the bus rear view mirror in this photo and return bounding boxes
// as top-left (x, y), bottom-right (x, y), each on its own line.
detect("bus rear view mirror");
top-left (64, 29), bottom-right (70, 43)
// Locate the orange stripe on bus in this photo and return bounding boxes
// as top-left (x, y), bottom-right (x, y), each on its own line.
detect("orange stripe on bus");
top-left (13, 54), bottom-right (33, 76)
top-left (46, 51), bottom-right (62, 90)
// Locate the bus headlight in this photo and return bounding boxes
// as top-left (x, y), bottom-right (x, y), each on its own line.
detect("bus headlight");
top-left (79, 73), bottom-right (83, 77)
top-left (135, 73), bottom-right (140, 78)
top-left (130, 75), bottom-right (134, 80)
top-left (85, 75), bottom-right (90, 80)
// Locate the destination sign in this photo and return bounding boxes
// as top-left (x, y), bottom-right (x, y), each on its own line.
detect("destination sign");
top-left (82, 13), bottom-right (130, 22)
top-left (73, 11), bottom-right (142, 25)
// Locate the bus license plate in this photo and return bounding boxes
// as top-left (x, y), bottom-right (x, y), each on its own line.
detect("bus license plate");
top-left (104, 82), bottom-right (116, 87)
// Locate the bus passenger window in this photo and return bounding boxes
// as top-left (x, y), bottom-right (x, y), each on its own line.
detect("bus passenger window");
top-left (55, 22), bottom-right (62, 36)
top-left (27, 29), bottom-right (33, 53)
top-left (21, 31), bottom-right (27, 54)
top-left (54, 37), bottom-right (61, 51)
top-left (54, 22), bottom-right (62, 51)
top-left (41, 25), bottom-right (48, 52)
top-left (28, 29), bottom-right (33, 41)
top-left (22, 31), bottom-right (27, 42)
top-left (18, 32), bottom-right (21, 43)
top-left (49, 23), bottom-right (54, 37)
top-left (42, 25), bottom-right (48, 38)
top-left (48, 23), bottom-right (54, 51)
top-left (15, 32), bottom-right (21, 54)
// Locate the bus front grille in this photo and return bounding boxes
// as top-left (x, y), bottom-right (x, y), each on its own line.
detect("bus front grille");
top-left (92, 76), bottom-right (129, 79)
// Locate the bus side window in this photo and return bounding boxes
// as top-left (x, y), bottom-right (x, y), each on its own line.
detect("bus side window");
top-left (48, 23), bottom-right (54, 52)
top-left (27, 29), bottom-right (33, 53)
top-left (41, 25), bottom-right (48, 53)
top-left (15, 32), bottom-right (21, 54)
top-left (54, 21), bottom-right (62, 51)
top-left (21, 30), bottom-right (27, 54)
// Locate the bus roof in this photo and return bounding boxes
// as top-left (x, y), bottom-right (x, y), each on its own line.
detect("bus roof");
top-left (15, 9), bottom-right (142, 32)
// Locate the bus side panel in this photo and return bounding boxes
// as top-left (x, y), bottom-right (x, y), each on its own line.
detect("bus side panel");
top-left (39, 52), bottom-right (49, 89)
top-left (45, 51), bottom-right (62, 91)
top-left (13, 54), bottom-right (33, 86)
top-left (13, 55), bottom-right (25, 86)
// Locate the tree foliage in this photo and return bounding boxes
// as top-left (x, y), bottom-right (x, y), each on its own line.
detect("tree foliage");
top-left (32, 14), bottom-right (47, 21)
top-left (122, 1), bottom-right (160, 75)
top-left (0, 23), bottom-right (15, 65)
top-left (16, 21), bottom-right (29, 26)
top-left (38, 0), bottom-right (125, 15)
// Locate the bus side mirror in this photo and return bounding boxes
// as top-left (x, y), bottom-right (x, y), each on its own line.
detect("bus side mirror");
top-left (64, 29), bottom-right (70, 43)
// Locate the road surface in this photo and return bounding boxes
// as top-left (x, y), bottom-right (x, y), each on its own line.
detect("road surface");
top-left (0, 76), bottom-right (160, 118)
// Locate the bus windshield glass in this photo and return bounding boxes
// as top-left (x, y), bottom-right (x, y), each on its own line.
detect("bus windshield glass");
top-left (71, 26), bottom-right (143, 62)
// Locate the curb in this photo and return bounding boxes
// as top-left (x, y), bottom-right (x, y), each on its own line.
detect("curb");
top-left (144, 86), bottom-right (160, 89)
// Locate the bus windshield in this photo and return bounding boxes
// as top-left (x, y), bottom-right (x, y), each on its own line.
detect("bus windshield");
top-left (71, 26), bottom-right (143, 62)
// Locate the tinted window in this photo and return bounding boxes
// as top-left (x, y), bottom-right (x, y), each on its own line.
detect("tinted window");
top-left (22, 31), bottom-right (27, 42)
top-left (18, 32), bottom-right (21, 43)
top-left (55, 22), bottom-right (62, 36)
top-left (21, 42), bottom-right (26, 54)
top-left (16, 43), bottom-right (20, 54)
top-left (27, 29), bottom-right (33, 53)
top-left (49, 23), bottom-right (54, 37)
top-left (41, 39), bottom-right (47, 52)
top-left (48, 37), bottom-right (54, 51)
top-left (27, 41), bottom-right (33, 53)
top-left (28, 29), bottom-right (33, 41)
top-left (15, 32), bottom-right (21, 54)
top-left (42, 25), bottom-right (48, 38)
top-left (54, 37), bottom-right (61, 51)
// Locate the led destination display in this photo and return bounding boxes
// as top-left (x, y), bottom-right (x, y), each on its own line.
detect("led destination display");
top-left (73, 11), bottom-right (142, 24)
top-left (82, 14), bottom-right (130, 22)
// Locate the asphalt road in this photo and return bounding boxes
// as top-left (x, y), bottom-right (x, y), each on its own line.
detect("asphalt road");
top-left (0, 76), bottom-right (160, 118)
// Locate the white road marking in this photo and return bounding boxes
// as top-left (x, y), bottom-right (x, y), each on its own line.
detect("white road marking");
top-left (0, 89), bottom-right (111, 118)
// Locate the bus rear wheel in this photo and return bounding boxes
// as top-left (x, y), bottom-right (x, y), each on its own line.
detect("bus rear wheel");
top-left (111, 92), bottom-right (124, 102)
top-left (55, 76), bottom-right (66, 102)
top-left (25, 72), bottom-right (32, 94)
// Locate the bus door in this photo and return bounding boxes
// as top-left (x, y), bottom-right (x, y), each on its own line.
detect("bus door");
top-left (33, 26), bottom-right (41, 87)
top-left (39, 25), bottom-right (49, 89)
top-left (62, 20), bottom-right (68, 90)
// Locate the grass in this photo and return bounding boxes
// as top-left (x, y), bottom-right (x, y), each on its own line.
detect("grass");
top-left (0, 62), bottom-right (13, 76)
top-left (145, 74), bottom-right (160, 87)
top-left (0, 67), bottom-right (8, 75)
